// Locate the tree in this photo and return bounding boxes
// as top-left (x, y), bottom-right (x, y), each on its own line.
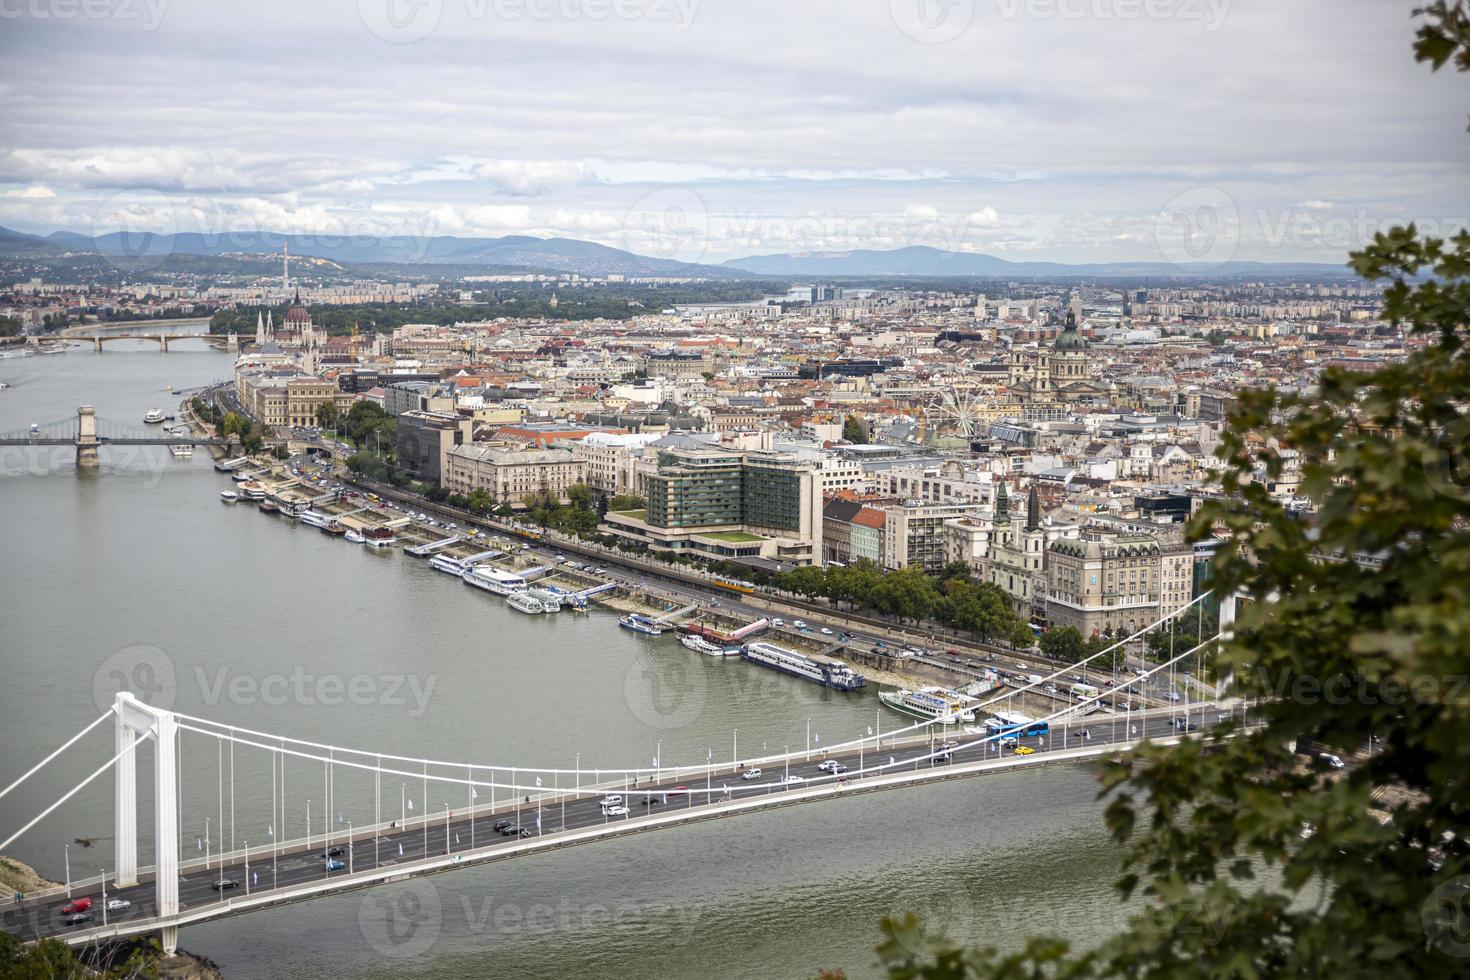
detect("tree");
top-left (316, 401), bottom-right (340, 431)
top-left (843, 415), bottom-right (867, 443)
top-left (1038, 625), bottom-right (1083, 662)
top-left (781, 565), bottom-right (828, 601)
top-left (1008, 620), bottom-right (1036, 650)
top-left (880, 18), bottom-right (1470, 978)
top-left (607, 494), bottom-right (646, 512)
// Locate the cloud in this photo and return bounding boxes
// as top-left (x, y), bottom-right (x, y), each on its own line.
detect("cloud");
top-left (470, 160), bottom-right (598, 196)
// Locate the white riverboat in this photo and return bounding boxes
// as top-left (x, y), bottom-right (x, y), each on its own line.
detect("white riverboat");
top-left (363, 526), bottom-right (397, 549)
top-left (429, 554), bottom-right (468, 576)
top-left (463, 565), bottom-right (527, 596)
top-left (525, 587), bottom-right (562, 612)
top-left (741, 642), bottom-right (866, 691)
top-left (878, 687), bottom-right (977, 724)
top-left (618, 614), bottom-right (666, 636)
top-left (298, 510), bottom-right (333, 529)
top-left (506, 590), bottom-right (547, 614)
top-left (679, 634), bottom-right (730, 656)
top-left (143, 409), bottom-right (166, 424)
top-left (344, 529), bottom-right (367, 544)
top-left (219, 490), bottom-right (239, 504)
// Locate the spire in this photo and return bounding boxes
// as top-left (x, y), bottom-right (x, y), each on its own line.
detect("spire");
top-left (1026, 485), bottom-right (1041, 531)
top-left (994, 480), bottom-right (1010, 524)
top-left (254, 311), bottom-right (264, 347)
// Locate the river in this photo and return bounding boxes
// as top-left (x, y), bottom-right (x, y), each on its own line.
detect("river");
top-left (0, 335), bottom-right (1132, 978)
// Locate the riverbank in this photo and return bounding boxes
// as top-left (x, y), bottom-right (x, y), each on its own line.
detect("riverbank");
top-left (0, 854), bottom-right (59, 896)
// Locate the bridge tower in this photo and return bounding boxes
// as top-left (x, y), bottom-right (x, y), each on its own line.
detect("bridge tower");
top-left (113, 693), bottom-right (182, 954)
top-left (226, 331), bottom-right (239, 352)
top-left (159, 336), bottom-right (169, 353)
top-left (93, 337), bottom-right (103, 353)
top-left (76, 405), bottom-right (100, 469)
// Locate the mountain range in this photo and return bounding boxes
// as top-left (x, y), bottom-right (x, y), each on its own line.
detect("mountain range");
top-left (0, 226), bottom-right (1353, 280)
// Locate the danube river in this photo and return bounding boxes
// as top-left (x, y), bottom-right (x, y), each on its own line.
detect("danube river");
top-left (0, 336), bottom-right (1132, 979)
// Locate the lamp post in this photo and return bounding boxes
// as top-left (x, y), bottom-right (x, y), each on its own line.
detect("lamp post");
top-left (243, 842), bottom-right (249, 895)
top-left (100, 869), bottom-right (106, 926)
top-left (63, 844), bottom-right (70, 898)
top-left (348, 824), bottom-right (353, 874)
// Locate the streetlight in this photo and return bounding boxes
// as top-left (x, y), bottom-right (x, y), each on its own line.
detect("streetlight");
top-left (100, 869), bottom-right (106, 927)
top-left (348, 824), bottom-right (353, 874)
top-left (63, 844), bottom-right (70, 898)
top-left (243, 842), bottom-right (249, 894)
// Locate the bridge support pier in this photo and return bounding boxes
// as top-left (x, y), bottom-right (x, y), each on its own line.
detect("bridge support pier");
top-left (114, 704), bottom-right (138, 887)
top-left (159, 336), bottom-right (168, 352)
top-left (93, 337), bottom-right (102, 353)
top-left (75, 405), bottom-right (100, 469)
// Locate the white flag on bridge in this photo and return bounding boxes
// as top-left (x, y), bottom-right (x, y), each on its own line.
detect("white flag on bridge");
top-left (407, 799), bottom-right (414, 811)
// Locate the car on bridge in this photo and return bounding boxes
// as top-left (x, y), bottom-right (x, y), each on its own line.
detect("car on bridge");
top-left (603, 805), bottom-right (630, 817)
top-left (817, 760), bottom-right (848, 774)
top-left (327, 846), bottom-right (345, 856)
top-left (324, 859), bottom-right (346, 871)
top-left (106, 899), bottom-right (130, 912)
top-left (741, 767), bottom-right (762, 780)
top-left (210, 878), bottom-right (240, 890)
top-left (63, 912), bottom-right (93, 925)
top-left (599, 795), bottom-right (623, 807)
top-left (499, 824), bottom-right (533, 838)
top-left (783, 775), bottom-right (805, 784)
top-left (1013, 746), bottom-right (1036, 755)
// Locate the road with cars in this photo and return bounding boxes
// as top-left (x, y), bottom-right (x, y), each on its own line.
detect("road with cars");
top-left (4, 702), bottom-right (1233, 945)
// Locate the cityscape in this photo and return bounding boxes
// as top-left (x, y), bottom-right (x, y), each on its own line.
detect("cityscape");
top-left (1, 3), bottom-right (1467, 980)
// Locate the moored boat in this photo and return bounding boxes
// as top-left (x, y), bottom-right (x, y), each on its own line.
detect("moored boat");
top-left (463, 566), bottom-right (528, 596)
top-left (741, 641), bottom-right (866, 691)
top-left (345, 529), bottom-right (367, 544)
top-left (219, 490), bottom-right (240, 504)
top-left (258, 500), bottom-right (280, 514)
top-left (238, 480), bottom-right (266, 500)
top-left (363, 526), bottom-right (397, 549)
top-left (618, 613), bottom-right (666, 636)
top-left (506, 590), bottom-right (546, 614)
top-left (878, 687), bottom-right (977, 723)
top-left (143, 409), bottom-right (165, 424)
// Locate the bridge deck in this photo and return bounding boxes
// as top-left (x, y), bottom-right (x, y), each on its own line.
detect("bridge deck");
top-left (3, 704), bottom-right (1236, 946)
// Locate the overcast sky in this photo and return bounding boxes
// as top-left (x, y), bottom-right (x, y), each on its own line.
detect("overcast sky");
top-left (1, 0), bottom-right (1465, 265)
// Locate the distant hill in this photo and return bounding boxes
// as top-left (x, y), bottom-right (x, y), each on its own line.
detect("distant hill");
top-left (723, 244), bottom-right (1351, 278)
top-left (0, 225), bottom-right (64, 256)
top-left (37, 230), bottom-right (743, 279)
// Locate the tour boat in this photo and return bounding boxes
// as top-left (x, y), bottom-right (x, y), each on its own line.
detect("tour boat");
top-left (363, 526), bottom-right (397, 549)
top-left (345, 529), bottom-right (366, 544)
top-left (169, 443), bottom-right (193, 458)
top-left (0, 348), bottom-right (34, 359)
top-left (219, 490), bottom-right (239, 504)
top-left (298, 510), bottom-right (333, 529)
top-left (618, 614), bottom-right (666, 636)
top-left (679, 634), bottom-right (729, 656)
top-left (506, 591), bottom-right (547, 615)
top-left (320, 522), bottom-right (347, 536)
top-left (143, 409), bottom-right (166, 424)
top-left (257, 500), bottom-right (280, 514)
top-left (879, 687), bottom-right (977, 724)
top-left (525, 587), bottom-right (563, 612)
top-left (462, 566), bottom-right (527, 596)
top-left (740, 642), bottom-right (866, 691)
top-left (238, 480), bottom-right (266, 500)
top-left (429, 554), bottom-right (468, 576)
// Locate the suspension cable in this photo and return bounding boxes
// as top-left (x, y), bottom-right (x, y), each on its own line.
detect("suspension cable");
top-left (0, 709), bottom-right (112, 803)
top-left (0, 730), bottom-right (154, 852)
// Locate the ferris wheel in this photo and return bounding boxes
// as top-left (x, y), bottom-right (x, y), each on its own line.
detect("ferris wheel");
top-left (923, 383), bottom-right (988, 438)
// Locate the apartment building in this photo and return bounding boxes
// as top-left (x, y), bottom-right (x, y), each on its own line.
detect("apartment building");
top-left (442, 444), bottom-right (585, 506)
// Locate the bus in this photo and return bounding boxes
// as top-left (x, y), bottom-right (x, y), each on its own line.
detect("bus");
top-left (711, 576), bottom-right (756, 595)
top-left (1070, 682), bottom-right (1101, 701)
top-left (984, 711), bottom-right (1050, 739)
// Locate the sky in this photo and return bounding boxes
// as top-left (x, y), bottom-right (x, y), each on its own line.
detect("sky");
top-left (0, 0), bottom-right (1466, 266)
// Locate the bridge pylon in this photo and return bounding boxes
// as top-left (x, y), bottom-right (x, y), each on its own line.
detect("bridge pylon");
top-left (113, 692), bottom-right (181, 954)
top-left (75, 406), bottom-right (100, 469)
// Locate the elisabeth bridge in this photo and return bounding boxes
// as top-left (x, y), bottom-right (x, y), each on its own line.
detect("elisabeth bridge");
top-left (1, 594), bottom-right (1243, 955)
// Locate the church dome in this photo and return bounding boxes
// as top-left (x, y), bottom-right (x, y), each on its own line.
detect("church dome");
top-left (1054, 311), bottom-right (1088, 351)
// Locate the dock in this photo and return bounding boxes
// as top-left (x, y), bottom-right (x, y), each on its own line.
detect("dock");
top-left (406, 535), bottom-right (464, 557)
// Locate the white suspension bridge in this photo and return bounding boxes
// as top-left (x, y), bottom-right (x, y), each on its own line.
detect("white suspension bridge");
top-left (1, 594), bottom-right (1247, 955)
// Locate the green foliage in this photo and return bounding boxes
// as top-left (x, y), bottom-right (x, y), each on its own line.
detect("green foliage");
top-left (520, 484), bottom-right (601, 536)
top-left (843, 415), bottom-right (867, 443)
top-left (607, 494), bottom-right (646, 512)
top-left (316, 401), bottom-right (340, 431)
top-left (0, 316), bottom-right (21, 338)
top-left (340, 400), bottom-right (396, 456)
top-left (1038, 625), bottom-right (1084, 662)
top-left (878, 44), bottom-right (1470, 972)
